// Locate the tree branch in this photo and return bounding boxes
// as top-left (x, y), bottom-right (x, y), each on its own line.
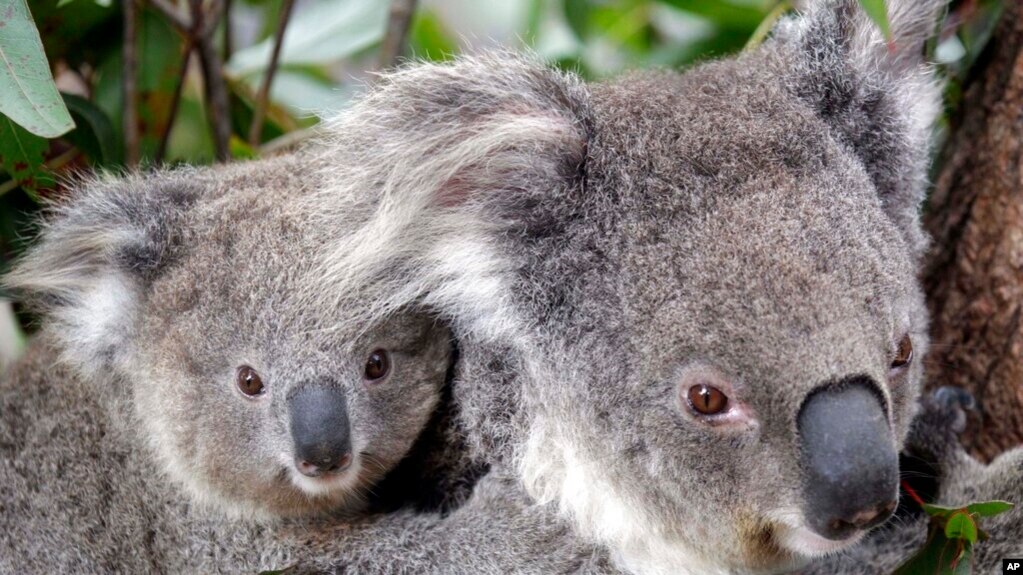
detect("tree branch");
top-left (123, 0), bottom-right (140, 167)
top-left (0, 148), bottom-right (83, 198)
top-left (190, 0), bottom-right (231, 162)
top-left (260, 125), bottom-right (316, 156)
top-left (156, 39), bottom-right (194, 163)
top-left (148, 0), bottom-right (192, 32)
top-left (378, 0), bottom-right (418, 69)
top-left (248, 0), bottom-right (295, 147)
top-left (222, 0), bottom-right (233, 61)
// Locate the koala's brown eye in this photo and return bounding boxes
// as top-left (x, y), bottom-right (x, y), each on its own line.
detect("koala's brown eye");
top-left (892, 334), bottom-right (914, 369)
top-left (364, 349), bottom-right (390, 381)
top-left (236, 366), bottom-right (265, 397)
top-left (686, 384), bottom-right (729, 416)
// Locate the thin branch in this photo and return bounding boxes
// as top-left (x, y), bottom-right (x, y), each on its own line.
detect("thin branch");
top-left (259, 125), bottom-right (316, 156)
top-left (200, 0), bottom-right (224, 37)
top-left (378, 0), bottom-right (418, 69)
top-left (190, 0), bottom-right (231, 162)
top-left (123, 0), bottom-right (140, 167)
top-left (156, 39), bottom-right (194, 163)
top-left (0, 148), bottom-right (84, 198)
top-left (148, 0), bottom-right (192, 32)
top-left (222, 0), bottom-right (233, 61)
top-left (248, 0), bottom-right (296, 147)
top-left (743, 0), bottom-right (791, 51)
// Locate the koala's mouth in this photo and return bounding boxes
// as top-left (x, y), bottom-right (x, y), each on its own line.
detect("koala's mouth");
top-left (768, 512), bottom-right (867, 558)
top-left (284, 453), bottom-right (365, 498)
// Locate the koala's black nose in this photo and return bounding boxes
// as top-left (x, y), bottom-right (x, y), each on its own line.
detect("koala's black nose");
top-left (797, 378), bottom-right (898, 540)
top-left (288, 386), bottom-right (353, 477)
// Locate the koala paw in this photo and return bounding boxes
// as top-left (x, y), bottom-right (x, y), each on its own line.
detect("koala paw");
top-left (929, 386), bottom-right (977, 433)
top-left (906, 386), bottom-right (977, 461)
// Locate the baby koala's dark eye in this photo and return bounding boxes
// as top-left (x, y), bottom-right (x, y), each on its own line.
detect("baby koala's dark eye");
top-left (364, 349), bottom-right (390, 381)
top-left (236, 366), bottom-right (265, 397)
top-left (686, 383), bottom-right (729, 416)
top-left (891, 334), bottom-right (914, 370)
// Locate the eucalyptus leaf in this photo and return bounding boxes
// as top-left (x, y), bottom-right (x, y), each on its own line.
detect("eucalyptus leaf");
top-left (0, 0), bottom-right (75, 137)
top-left (922, 503), bottom-right (960, 518)
top-left (945, 510), bottom-right (978, 544)
top-left (893, 524), bottom-right (972, 575)
top-left (965, 500), bottom-right (1014, 518)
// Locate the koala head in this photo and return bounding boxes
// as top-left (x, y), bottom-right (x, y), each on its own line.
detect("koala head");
top-left (5, 155), bottom-right (452, 519)
top-left (315, 0), bottom-right (943, 571)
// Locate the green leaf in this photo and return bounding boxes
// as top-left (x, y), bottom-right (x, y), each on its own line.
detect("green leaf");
top-left (857, 0), bottom-right (891, 41)
top-left (923, 499), bottom-right (1016, 519)
top-left (893, 523), bottom-right (972, 575)
top-left (0, 0), bottom-right (75, 137)
top-left (62, 93), bottom-right (118, 166)
top-left (965, 500), bottom-right (1014, 518)
top-left (922, 503), bottom-right (960, 518)
top-left (945, 510), bottom-right (978, 544)
top-left (0, 114), bottom-right (51, 198)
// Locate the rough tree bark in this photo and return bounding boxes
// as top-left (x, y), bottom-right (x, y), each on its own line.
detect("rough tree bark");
top-left (925, 2), bottom-right (1023, 461)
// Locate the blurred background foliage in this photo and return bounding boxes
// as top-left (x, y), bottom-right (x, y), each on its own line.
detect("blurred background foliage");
top-left (0, 0), bottom-right (1006, 355)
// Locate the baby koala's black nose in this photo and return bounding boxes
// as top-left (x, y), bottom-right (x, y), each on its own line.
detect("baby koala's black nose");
top-left (797, 377), bottom-right (898, 540)
top-left (288, 386), bottom-right (353, 477)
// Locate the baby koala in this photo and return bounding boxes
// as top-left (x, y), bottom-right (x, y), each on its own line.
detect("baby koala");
top-left (0, 153), bottom-right (452, 571)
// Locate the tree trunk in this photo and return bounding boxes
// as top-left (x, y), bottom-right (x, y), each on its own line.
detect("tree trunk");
top-left (925, 2), bottom-right (1023, 461)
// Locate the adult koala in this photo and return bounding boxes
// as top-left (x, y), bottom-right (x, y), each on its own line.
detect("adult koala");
top-left (312, 0), bottom-right (1023, 573)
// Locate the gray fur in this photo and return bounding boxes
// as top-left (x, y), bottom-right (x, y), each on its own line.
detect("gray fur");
top-left (1, 153), bottom-right (455, 571)
top-left (307, 0), bottom-right (1021, 573)
top-left (0, 339), bottom-right (611, 574)
top-left (3, 0), bottom-right (1021, 572)
top-left (5, 153), bottom-right (453, 520)
top-left (0, 152), bottom-right (617, 574)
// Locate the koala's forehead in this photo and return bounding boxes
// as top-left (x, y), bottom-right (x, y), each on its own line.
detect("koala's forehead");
top-left (575, 56), bottom-right (917, 375)
top-left (137, 164), bottom-right (333, 341)
top-left (587, 52), bottom-right (833, 191)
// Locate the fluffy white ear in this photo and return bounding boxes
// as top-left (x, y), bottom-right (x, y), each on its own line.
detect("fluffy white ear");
top-left (771, 0), bottom-right (948, 254)
top-left (4, 175), bottom-right (197, 379)
top-left (313, 52), bottom-right (589, 340)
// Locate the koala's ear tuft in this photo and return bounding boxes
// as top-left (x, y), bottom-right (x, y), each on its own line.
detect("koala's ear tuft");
top-left (771, 0), bottom-right (948, 253)
top-left (315, 52), bottom-right (590, 334)
top-left (4, 174), bottom-right (198, 377)
top-left (323, 51), bottom-right (589, 214)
